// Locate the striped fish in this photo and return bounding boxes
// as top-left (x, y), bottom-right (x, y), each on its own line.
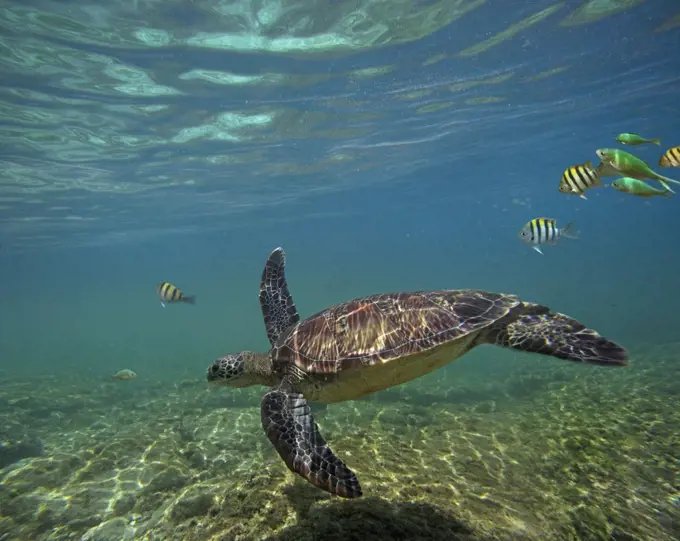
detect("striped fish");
top-left (518, 217), bottom-right (577, 255)
top-left (559, 160), bottom-right (602, 200)
top-left (156, 281), bottom-right (195, 308)
top-left (659, 146), bottom-right (680, 168)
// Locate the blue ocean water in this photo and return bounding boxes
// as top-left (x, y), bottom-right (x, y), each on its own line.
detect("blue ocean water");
top-left (1, 1), bottom-right (679, 540)
top-left (2, 0), bottom-right (678, 379)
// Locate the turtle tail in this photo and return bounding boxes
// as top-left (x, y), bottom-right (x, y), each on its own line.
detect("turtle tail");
top-left (479, 303), bottom-right (628, 366)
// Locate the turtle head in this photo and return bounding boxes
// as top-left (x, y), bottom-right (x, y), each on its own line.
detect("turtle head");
top-left (206, 351), bottom-right (274, 388)
top-left (207, 353), bottom-right (249, 387)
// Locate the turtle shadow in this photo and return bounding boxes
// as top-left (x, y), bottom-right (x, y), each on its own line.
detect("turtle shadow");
top-left (265, 486), bottom-right (477, 541)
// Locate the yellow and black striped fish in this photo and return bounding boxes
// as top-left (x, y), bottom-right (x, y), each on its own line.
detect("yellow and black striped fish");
top-left (518, 217), bottom-right (577, 255)
top-left (156, 282), bottom-right (195, 308)
top-left (659, 146), bottom-right (680, 168)
top-left (559, 161), bottom-right (602, 200)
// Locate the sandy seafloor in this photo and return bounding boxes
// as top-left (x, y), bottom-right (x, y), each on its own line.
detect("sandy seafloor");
top-left (1, 342), bottom-right (679, 541)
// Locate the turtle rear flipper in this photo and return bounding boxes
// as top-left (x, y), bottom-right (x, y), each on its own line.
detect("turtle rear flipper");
top-left (481, 305), bottom-right (628, 366)
top-left (260, 248), bottom-right (300, 346)
top-left (261, 386), bottom-right (362, 498)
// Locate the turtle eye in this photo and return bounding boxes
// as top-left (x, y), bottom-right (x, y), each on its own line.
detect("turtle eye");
top-left (211, 364), bottom-right (219, 374)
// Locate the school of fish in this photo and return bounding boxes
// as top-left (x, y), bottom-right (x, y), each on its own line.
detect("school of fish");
top-left (520, 134), bottom-right (679, 255)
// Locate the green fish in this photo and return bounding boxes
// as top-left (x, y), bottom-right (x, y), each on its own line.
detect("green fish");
top-left (611, 177), bottom-right (672, 198)
top-left (615, 133), bottom-right (661, 146)
top-left (595, 148), bottom-right (680, 194)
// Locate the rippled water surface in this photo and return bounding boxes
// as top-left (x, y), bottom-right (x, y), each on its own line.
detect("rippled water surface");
top-left (1, 0), bottom-right (677, 249)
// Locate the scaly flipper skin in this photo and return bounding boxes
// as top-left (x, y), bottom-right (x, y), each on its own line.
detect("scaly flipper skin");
top-left (260, 385), bottom-right (362, 498)
top-left (482, 303), bottom-right (628, 366)
top-left (260, 248), bottom-right (301, 346)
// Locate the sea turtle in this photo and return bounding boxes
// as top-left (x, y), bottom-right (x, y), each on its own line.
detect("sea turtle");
top-left (207, 248), bottom-right (627, 499)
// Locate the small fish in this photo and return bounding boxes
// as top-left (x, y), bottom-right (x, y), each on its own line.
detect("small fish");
top-left (112, 369), bottom-right (137, 380)
top-left (615, 133), bottom-right (661, 146)
top-left (611, 177), bottom-right (672, 198)
top-left (518, 217), bottom-right (577, 255)
top-left (157, 281), bottom-right (195, 308)
top-left (659, 146), bottom-right (680, 168)
top-left (559, 161), bottom-right (602, 200)
top-left (596, 148), bottom-right (680, 194)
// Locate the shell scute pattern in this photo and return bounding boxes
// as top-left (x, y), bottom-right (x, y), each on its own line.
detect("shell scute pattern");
top-left (279, 289), bottom-right (520, 374)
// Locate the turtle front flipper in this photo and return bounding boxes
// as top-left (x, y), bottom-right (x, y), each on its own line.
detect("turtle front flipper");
top-left (260, 386), bottom-right (362, 498)
top-left (260, 247), bottom-right (301, 346)
top-left (481, 304), bottom-right (628, 366)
